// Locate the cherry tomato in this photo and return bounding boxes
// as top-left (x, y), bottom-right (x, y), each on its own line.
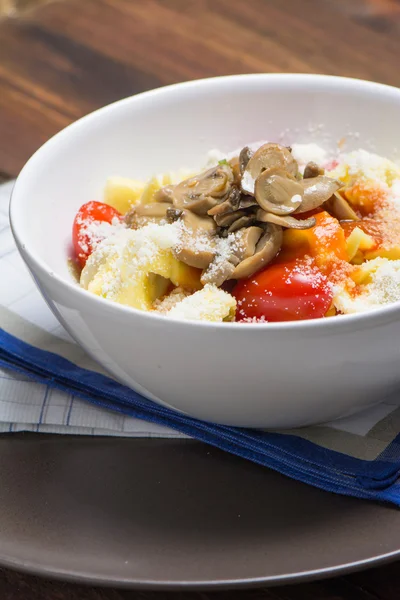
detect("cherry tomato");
top-left (72, 201), bottom-right (122, 268)
top-left (233, 260), bottom-right (333, 322)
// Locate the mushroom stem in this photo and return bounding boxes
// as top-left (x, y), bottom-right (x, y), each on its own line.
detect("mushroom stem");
top-left (324, 191), bottom-right (359, 221)
top-left (257, 209), bottom-right (316, 230)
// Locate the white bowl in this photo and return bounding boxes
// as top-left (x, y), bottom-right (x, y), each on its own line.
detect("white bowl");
top-left (10, 74), bottom-right (400, 428)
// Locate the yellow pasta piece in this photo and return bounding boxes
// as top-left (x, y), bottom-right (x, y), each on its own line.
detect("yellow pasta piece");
top-left (365, 247), bottom-right (400, 261)
top-left (325, 303), bottom-right (336, 317)
top-left (351, 251), bottom-right (365, 265)
top-left (82, 236), bottom-right (202, 311)
top-left (346, 227), bottom-right (375, 262)
top-left (350, 258), bottom-right (383, 286)
top-left (104, 177), bottom-right (146, 213)
top-left (139, 177), bottom-right (163, 205)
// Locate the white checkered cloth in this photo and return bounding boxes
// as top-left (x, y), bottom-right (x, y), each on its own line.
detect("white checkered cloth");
top-left (1, 181), bottom-right (399, 439)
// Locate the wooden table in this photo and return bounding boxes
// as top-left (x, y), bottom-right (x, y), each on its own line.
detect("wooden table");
top-left (0, 0), bottom-right (400, 598)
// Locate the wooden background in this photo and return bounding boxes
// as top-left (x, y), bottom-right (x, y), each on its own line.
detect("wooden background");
top-left (1, 0), bottom-right (400, 598)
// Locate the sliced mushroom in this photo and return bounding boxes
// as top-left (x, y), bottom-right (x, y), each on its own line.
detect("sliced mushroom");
top-left (257, 209), bottom-right (316, 230)
top-left (207, 198), bottom-right (234, 217)
top-left (174, 239), bottom-right (215, 270)
top-left (303, 161), bottom-right (325, 179)
top-left (166, 208), bottom-right (183, 223)
top-left (241, 143), bottom-right (299, 195)
top-left (231, 224), bottom-right (283, 279)
top-left (170, 164), bottom-right (234, 215)
top-left (207, 186), bottom-right (241, 217)
top-left (153, 186), bottom-right (175, 203)
top-left (227, 215), bottom-right (256, 233)
top-left (214, 209), bottom-right (246, 228)
top-left (239, 146), bottom-right (254, 174)
top-left (254, 167), bottom-right (303, 215)
top-left (124, 207), bottom-right (137, 227)
top-left (239, 196), bottom-right (258, 209)
top-left (180, 209), bottom-right (217, 234)
top-left (201, 260), bottom-right (236, 287)
top-left (324, 191), bottom-right (359, 221)
top-left (134, 203), bottom-right (170, 218)
top-left (201, 226), bottom-right (264, 286)
top-left (124, 203), bottom-right (170, 228)
top-left (235, 226), bottom-right (264, 259)
top-left (228, 156), bottom-right (242, 186)
top-left (295, 176), bottom-right (343, 214)
top-left (172, 210), bottom-right (217, 269)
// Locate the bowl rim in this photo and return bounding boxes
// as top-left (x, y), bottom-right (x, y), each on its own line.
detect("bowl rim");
top-left (10, 72), bottom-right (400, 333)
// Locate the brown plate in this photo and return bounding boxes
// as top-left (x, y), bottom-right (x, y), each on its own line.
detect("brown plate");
top-left (0, 433), bottom-right (398, 590)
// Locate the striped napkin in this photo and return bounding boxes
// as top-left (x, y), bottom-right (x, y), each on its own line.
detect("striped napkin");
top-left (2, 181), bottom-right (400, 504)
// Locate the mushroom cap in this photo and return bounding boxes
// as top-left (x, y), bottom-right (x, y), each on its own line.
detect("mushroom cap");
top-left (171, 164), bottom-right (234, 215)
top-left (254, 167), bottom-right (303, 215)
top-left (241, 143), bottom-right (299, 195)
top-left (230, 224), bottom-right (283, 279)
top-left (256, 209), bottom-right (316, 230)
top-left (303, 161), bottom-right (325, 179)
top-left (295, 176), bottom-right (343, 214)
top-left (239, 146), bottom-right (254, 174)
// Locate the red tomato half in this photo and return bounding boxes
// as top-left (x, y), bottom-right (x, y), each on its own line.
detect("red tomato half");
top-left (233, 260), bottom-right (333, 322)
top-left (72, 201), bottom-right (122, 268)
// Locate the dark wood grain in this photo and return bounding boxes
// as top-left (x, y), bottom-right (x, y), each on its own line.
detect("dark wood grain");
top-left (0, 0), bottom-right (400, 598)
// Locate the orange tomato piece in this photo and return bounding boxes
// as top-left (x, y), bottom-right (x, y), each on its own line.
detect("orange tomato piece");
top-left (344, 183), bottom-right (385, 217)
top-left (280, 211), bottom-right (348, 274)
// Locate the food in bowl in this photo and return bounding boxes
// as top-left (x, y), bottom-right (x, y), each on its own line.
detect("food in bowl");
top-left (72, 141), bottom-right (400, 323)
top-left (12, 74), bottom-right (400, 427)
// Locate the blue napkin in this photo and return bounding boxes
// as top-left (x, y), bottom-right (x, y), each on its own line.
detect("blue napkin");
top-left (1, 327), bottom-right (400, 506)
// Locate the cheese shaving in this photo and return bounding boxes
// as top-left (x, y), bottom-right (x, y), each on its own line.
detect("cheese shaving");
top-left (165, 284), bottom-right (236, 322)
top-left (334, 258), bottom-right (400, 314)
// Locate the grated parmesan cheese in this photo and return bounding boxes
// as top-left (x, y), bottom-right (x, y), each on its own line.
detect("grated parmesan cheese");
top-left (75, 215), bottom-right (126, 255)
top-left (291, 143), bottom-right (327, 169)
top-left (165, 284), bottom-right (236, 322)
top-left (153, 287), bottom-right (191, 313)
top-left (330, 149), bottom-right (400, 188)
top-left (334, 258), bottom-right (400, 314)
top-left (80, 221), bottom-right (184, 306)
